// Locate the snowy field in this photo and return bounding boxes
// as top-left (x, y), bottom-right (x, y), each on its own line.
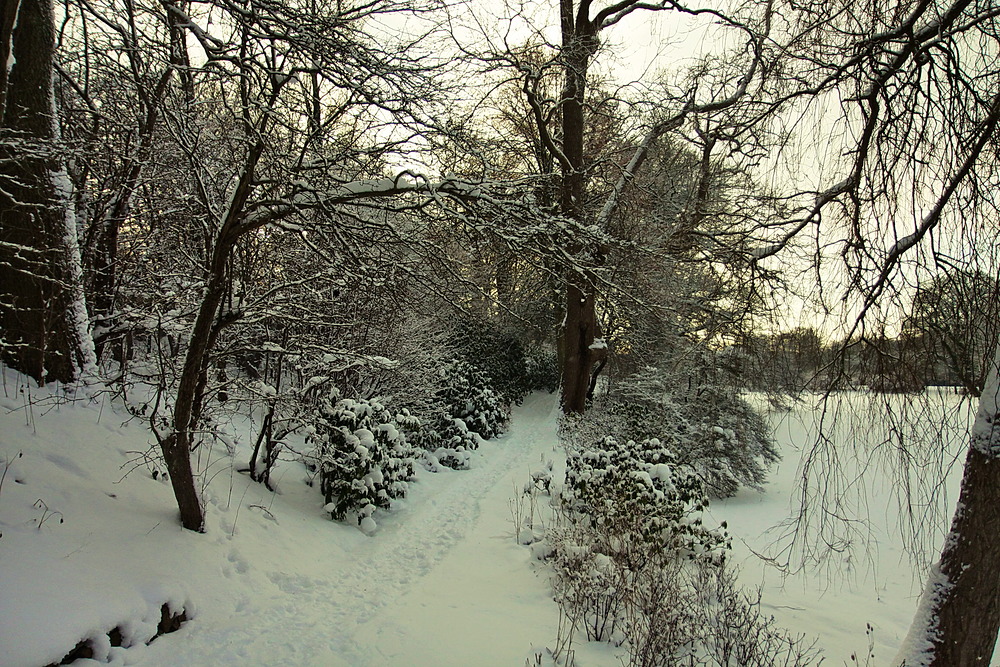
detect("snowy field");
top-left (0, 370), bottom-right (986, 666)
top-left (711, 391), bottom-right (977, 665)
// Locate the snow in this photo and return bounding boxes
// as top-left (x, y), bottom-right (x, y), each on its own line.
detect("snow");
top-left (0, 374), bottom-right (567, 666)
top-left (892, 563), bottom-right (951, 667)
top-left (709, 393), bottom-right (988, 666)
top-left (3, 0), bottom-right (19, 78)
top-left (0, 370), bottom-right (993, 666)
top-left (972, 347), bottom-right (1000, 455)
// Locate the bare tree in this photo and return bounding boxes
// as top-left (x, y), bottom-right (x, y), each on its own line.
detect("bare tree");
top-left (50, 0), bottom-right (561, 531)
top-left (468, 0), bottom-right (777, 412)
top-left (730, 0), bottom-right (1000, 662)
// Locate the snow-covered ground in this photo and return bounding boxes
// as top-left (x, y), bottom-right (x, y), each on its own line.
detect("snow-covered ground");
top-left (0, 371), bottom-right (984, 666)
top-left (712, 392), bottom-right (975, 665)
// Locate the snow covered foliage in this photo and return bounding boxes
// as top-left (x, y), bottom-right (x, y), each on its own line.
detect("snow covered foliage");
top-left (519, 438), bottom-right (817, 667)
top-left (562, 436), bottom-right (729, 561)
top-left (450, 319), bottom-right (530, 404)
top-left (449, 319), bottom-right (559, 401)
top-left (307, 389), bottom-right (415, 526)
top-left (569, 364), bottom-right (779, 497)
top-left (441, 360), bottom-right (510, 439)
top-left (523, 346), bottom-right (560, 394)
top-left (405, 360), bottom-right (509, 470)
top-left (407, 414), bottom-right (478, 471)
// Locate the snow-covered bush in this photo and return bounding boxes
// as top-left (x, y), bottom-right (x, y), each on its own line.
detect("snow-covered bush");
top-left (523, 345), bottom-right (560, 394)
top-left (407, 413), bottom-right (479, 471)
top-left (562, 436), bottom-right (728, 560)
top-left (406, 359), bottom-right (511, 470)
top-left (450, 320), bottom-right (559, 399)
top-left (441, 360), bottom-right (509, 439)
top-left (565, 364), bottom-right (779, 497)
top-left (450, 319), bottom-right (529, 404)
top-left (529, 436), bottom-right (727, 647)
top-left (524, 446), bottom-right (817, 667)
top-left (619, 386), bottom-right (778, 497)
top-left (307, 389), bottom-right (415, 525)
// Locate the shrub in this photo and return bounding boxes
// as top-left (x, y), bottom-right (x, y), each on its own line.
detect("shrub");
top-left (450, 319), bottom-right (529, 404)
top-left (443, 361), bottom-right (509, 439)
top-left (696, 567), bottom-right (822, 667)
top-left (565, 364), bottom-right (779, 497)
top-left (623, 391), bottom-right (777, 498)
top-left (307, 389), bottom-right (415, 524)
top-left (523, 345), bottom-right (560, 394)
top-left (407, 413), bottom-right (479, 471)
top-left (562, 436), bottom-right (729, 561)
top-left (403, 360), bottom-right (508, 470)
top-left (522, 448), bottom-right (819, 667)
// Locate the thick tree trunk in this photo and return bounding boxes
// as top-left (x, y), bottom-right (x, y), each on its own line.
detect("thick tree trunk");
top-left (561, 281), bottom-right (597, 412)
top-left (557, 0), bottom-right (600, 413)
top-left (896, 348), bottom-right (1000, 665)
top-left (0, 0), bottom-right (95, 384)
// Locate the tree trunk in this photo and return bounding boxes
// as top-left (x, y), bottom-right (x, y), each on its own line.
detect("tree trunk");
top-left (158, 141), bottom-right (264, 532)
top-left (562, 280), bottom-right (597, 412)
top-left (557, 0), bottom-right (600, 413)
top-left (0, 0), bottom-right (95, 384)
top-left (159, 240), bottom-right (231, 533)
top-left (896, 347), bottom-right (1000, 665)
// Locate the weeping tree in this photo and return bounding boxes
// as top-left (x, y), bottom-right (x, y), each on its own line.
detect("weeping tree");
top-left (738, 0), bottom-right (1000, 662)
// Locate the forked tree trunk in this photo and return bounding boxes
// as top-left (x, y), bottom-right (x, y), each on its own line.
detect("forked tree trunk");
top-left (896, 346), bottom-right (1000, 665)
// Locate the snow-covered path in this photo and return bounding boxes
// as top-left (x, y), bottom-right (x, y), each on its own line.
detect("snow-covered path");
top-left (139, 392), bottom-right (564, 666)
top-left (350, 393), bottom-right (564, 665)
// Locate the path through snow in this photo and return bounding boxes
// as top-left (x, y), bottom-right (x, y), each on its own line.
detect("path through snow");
top-left (138, 392), bottom-right (565, 666)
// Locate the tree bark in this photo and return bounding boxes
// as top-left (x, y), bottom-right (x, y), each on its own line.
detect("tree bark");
top-left (557, 0), bottom-right (600, 413)
top-left (0, 0), bottom-right (20, 121)
top-left (0, 0), bottom-right (95, 384)
top-left (897, 347), bottom-right (1000, 665)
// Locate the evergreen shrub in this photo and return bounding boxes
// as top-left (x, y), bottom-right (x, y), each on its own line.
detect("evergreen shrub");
top-left (307, 389), bottom-right (415, 523)
top-left (566, 364), bottom-right (779, 497)
top-left (562, 436), bottom-right (729, 561)
top-left (407, 360), bottom-right (509, 469)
